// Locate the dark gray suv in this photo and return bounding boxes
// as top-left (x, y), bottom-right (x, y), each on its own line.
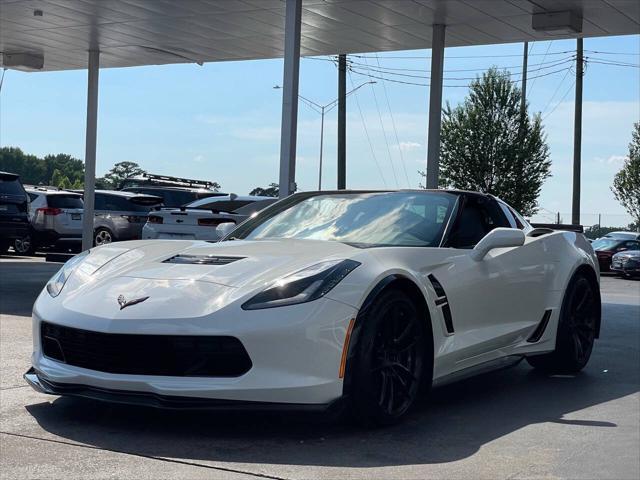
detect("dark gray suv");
top-left (92, 190), bottom-right (162, 246)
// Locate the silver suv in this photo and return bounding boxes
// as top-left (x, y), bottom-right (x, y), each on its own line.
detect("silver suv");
top-left (92, 190), bottom-right (162, 246)
top-left (18, 187), bottom-right (84, 254)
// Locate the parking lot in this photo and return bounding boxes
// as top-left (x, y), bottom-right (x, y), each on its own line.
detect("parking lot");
top-left (0, 255), bottom-right (638, 480)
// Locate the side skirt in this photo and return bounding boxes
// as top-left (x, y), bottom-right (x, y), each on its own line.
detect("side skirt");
top-left (432, 355), bottom-right (524, 388)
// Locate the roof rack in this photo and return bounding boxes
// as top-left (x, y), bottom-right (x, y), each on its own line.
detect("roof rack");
top-left (123, 173), bottom-right (218, 189)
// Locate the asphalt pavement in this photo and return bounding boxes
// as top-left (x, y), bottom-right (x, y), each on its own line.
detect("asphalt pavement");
top-left (1, 255), bottom-right (638, 480)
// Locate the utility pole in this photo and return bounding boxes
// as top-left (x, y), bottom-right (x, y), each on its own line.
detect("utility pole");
top-left (521, 42), bottom-right (528, 124)
top-left (337, 54), bottom-right (347, 189)
top-left (572, 38), bottom-right (584, 226)
top-left (318, 105), bottom-right (325, 190)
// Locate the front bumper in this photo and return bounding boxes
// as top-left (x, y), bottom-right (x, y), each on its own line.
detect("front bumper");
top-left (24, 367), bottom-right (344, 412)
top-left (29, 293), bottom-right (358, 406)
top-left (610, 261), bottom-right (640, 276)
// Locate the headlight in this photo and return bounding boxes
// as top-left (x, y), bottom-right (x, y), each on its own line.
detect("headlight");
top-left (241, 259), bottom-right (360, 310)
top-left (46, 250), bottom-right (90, 297)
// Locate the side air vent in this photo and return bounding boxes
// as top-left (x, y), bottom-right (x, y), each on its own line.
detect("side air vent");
top-left (163, 254), bottom-right (245, 265)
top-left (527, 309), bottom-right (553, 343)
top-left (428, 274), bottom-right (455, 334)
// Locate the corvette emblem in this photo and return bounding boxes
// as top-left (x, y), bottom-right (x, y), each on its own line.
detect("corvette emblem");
top-left (117, 294), bottom-right (149, 310)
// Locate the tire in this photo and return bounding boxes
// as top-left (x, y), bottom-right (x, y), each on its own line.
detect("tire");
top-left (94, 228), bottom-right (114, 246)
top-left (0, 241), bottom-right (9, 254)
top-left (14, 235), bottom-right (35, 255)
top-left (347, 288), bottom-right (429, 426)
top-left (527, 274), bottom-right (599, 373)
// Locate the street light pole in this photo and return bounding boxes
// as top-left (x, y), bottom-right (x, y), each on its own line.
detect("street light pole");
top-left (274, 80), bottom-right (374, 191)
top-left (318, 105), bottom-right (325, 190)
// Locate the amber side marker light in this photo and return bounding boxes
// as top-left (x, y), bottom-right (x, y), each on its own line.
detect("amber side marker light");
top-left (339, 318), bottom-right (356, 379)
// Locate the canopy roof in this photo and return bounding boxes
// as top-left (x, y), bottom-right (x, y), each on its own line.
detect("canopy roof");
top-left (1, 0), bottom-right (638, 71)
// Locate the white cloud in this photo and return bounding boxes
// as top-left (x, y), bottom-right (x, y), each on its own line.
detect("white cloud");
top-left (398, 141), bottom-right (422, 152)
top-left (596, 155), bottom-right (627, 165)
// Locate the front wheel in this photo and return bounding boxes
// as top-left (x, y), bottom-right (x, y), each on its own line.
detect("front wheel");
top-left (527, 274), bottom-right (599, 373)
top-left (347, 288), bottom-right (429, 426)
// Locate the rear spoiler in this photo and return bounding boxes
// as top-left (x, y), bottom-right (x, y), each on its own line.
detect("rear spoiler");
top-left (530, 223), bottom-right (584, 233)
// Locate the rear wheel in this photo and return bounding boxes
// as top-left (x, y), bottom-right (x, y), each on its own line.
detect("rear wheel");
top-left (348, 289), bottom-right (428, 426)
top-left (94, 228), bottom-right (113, 246)
top-left (527, 274), bottom-right (599, 373)
top-left (14, 235), bottom-right (35, 255)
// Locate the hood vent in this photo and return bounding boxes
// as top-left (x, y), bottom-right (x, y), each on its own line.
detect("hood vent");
top-left (163, 254), bottom-right (245, 265)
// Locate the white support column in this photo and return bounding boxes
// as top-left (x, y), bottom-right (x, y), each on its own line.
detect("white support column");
top-left (81, 50), bottom-right (99, 251)
top-left (278, 0), bottom-right (302, 198)
top-left (425, 24), bottom-right (445, 189)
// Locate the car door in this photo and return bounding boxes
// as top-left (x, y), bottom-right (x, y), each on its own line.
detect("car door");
top-left (431, 195), bottom-right (549, 371)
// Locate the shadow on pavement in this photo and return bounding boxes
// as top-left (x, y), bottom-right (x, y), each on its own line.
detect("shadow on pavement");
top-left (24, 300), bottom-right (639, 468)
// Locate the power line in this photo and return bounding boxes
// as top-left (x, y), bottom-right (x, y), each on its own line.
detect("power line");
top-left (351, 50), bottom-right (576, 60)
top-left (349, 56), bottom-right (575, 81)
top-left (542, 78), bottom-right (576, 121)
top-left (528, 40), bottom-right (553, 95)
top-left (346, 55), bottom-right (573, 73)
top-left (348, 64), bottom-right (574, 88)
top-left (347, 71), bottom-right (387, 187)
top-left (361, 56), bottom-right (400, 188)
top-left (539, 66), bottom-right (572, 117)
top-left (374, 53), bottom-right (411, 187)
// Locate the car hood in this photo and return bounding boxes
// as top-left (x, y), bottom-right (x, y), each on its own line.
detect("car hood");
top-left (67, 238), bottom-right (362, 291)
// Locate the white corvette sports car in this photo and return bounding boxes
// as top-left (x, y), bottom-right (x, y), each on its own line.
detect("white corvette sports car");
top-left (25, 190), bottom-right (601, 424)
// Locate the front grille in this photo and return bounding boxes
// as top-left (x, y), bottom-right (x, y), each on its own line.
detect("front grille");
top-left (41, 322), bottom-right (252, 377)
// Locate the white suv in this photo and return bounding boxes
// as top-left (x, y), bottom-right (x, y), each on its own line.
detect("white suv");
top-left (17, 187), bottom-right (84, 254)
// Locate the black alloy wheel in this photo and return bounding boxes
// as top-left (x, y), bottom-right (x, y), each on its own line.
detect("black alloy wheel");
top-left (349, 288), bottom-right (428, 425)
top-left (527, 274), bottom-right (599, 373)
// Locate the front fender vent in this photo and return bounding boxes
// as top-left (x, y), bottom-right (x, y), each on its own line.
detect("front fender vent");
top-left (428, 274), bottom-right (455, 334)
top-left (163, 254), bottom-right (245, 265)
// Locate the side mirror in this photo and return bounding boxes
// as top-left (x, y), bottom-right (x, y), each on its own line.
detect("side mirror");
top-left (471, 227), bottom-right (525, 261)
top-left (215, 221), bottom-right (236, 240)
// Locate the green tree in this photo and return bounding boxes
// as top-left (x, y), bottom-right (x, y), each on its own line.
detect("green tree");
top-left (421, 68), bottom-right (551, 216)
top-left (50, 169), bottom-right (71, 189)
top-left (44, 154), bottom-right (84, 186)
top-left (0, 147), bottom-right (46, 185)
top-left (611, 122), bottom-right (640, 228)
top-left (103, 161), bottom-right (146, 189)
top-left (249, 183), bottom-right (279, 197)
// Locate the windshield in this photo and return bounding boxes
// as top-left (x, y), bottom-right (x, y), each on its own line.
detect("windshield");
top-left (234, 192), bottom-right (456, 247)
top-left (592, 238), bottom-right (622, 251)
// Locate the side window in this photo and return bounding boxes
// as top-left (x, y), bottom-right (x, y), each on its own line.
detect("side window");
top-left (94, 194), bottom-right (106, 210)
top-left (28, 193), bottom-right (39, 202)
top-left (625, 241), bottom-right (639, 250)
top-left (498, 202), bottom-right (517, 228)
top-left (447, 197), bottom-right (509, 249)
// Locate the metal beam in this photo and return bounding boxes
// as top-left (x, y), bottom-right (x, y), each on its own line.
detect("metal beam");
top-left (425, 24), bottom-right (445, 189)
top-left (278, 0), bottom-right (302, 198)
top-left (337, 54), bottom-right (347, 189)
top-left (572, 38), bottom-right (583, 225)
top-left (81, 50), bottom-right (99, 251)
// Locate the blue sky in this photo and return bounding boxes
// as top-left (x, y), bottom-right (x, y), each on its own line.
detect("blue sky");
top-left (1, 34), bottom-right (638, 225)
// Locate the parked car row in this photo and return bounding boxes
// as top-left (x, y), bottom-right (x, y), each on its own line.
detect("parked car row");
top-left (592, 231), bottom-right (640, 278)
top-left (1, 171), bottom-right (276, 254)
